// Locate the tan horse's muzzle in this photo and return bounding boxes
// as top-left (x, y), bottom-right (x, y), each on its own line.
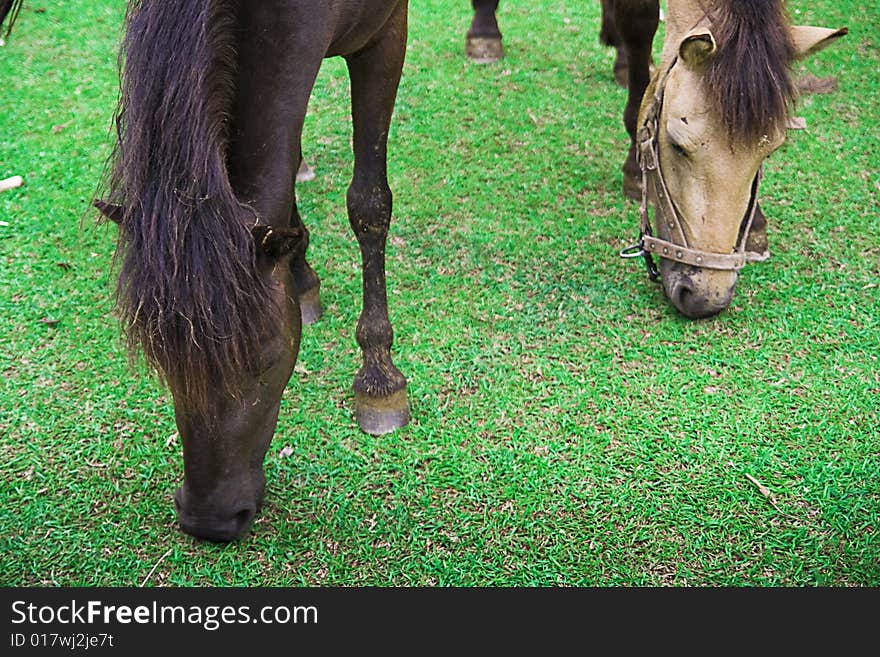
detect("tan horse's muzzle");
top-left (659, 260), bottom-right (739, 319)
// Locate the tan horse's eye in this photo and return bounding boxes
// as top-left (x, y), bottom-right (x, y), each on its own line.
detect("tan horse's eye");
top-left (670, 141), bottom-right (688, 158)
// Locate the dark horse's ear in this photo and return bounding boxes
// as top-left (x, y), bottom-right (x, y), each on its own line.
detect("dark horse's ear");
top-left (251, 224), bottom-right (304, 260)
top-left (93, 199), bottom-right (124, 224)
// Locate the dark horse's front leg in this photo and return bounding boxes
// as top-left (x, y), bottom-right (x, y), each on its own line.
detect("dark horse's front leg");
top-left (466, 0), bottom-right (503, 63)
top-left (344, 2), bottom-right (410, 435)
top-left (614, 0), bottom-right (659, 201)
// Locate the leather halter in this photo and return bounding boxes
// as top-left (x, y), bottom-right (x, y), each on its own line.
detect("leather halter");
top-left (620, 56), bottom-right (763, 282)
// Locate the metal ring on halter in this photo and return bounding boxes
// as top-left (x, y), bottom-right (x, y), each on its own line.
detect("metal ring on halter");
top-left (619, 243), bottom-right (646, 259)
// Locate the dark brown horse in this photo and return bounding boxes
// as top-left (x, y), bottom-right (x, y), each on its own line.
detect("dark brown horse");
top-left (88, 0), bottom-right (412, 542)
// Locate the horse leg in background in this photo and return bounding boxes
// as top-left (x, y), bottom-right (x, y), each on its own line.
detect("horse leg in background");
top-left (289, 143), bottom-right (323, 324)
top-left (345, 3), bottom-right (410, 435)
top-left (600, 0), bottom-right (628, 87)
top-left (745, 203), bottom-right (770, 261)
top-left (287, 191), bottom-right (323, 325)
top-left (467, 0), bottom-right (503, 63)
top-left (741, 73), bottom-right (842, 264)
top-left (615, 0), bottom-right (659, 201)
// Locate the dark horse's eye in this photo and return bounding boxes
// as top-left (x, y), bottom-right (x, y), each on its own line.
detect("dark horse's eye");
top-left (256, 350), bottom-right (281, 376)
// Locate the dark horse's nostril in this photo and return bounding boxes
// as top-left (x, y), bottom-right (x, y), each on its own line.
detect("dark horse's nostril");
top-left (196, 507), bottom-right (257, 543)
top-left (176, 501), bottom-right (257, 543)
top-left (233, 507), bottom-right (256, 531)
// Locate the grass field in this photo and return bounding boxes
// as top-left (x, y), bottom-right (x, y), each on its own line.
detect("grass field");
top-left (1, 0), bottom-right (877, 586)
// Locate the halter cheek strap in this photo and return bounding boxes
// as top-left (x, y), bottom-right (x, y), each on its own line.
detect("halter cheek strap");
top-left (620, 56), bottom-right (763, 282)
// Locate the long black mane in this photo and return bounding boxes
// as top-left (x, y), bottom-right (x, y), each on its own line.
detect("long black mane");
top-left (103, 0), bottom-right (275, 414)
top-left (703, 0), bottom-right (796, 144)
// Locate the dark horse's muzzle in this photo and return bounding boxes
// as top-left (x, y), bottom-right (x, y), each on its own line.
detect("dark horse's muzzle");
top-left (174, 482), bottom-right (260, 543)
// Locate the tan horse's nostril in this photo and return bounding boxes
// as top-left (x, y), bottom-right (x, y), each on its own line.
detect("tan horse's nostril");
top-left (672, 278), bottom-right (695, 309)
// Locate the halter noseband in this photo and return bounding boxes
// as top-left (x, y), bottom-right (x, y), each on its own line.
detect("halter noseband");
top-left (620, 56), bottom-right (763, 282)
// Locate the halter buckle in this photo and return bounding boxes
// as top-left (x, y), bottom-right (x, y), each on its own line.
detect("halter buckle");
top-left (638, 139), bottom-right (657, 172)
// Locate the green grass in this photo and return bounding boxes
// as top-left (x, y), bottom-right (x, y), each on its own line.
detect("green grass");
top-left (1, 0), bottom-right (877, 587)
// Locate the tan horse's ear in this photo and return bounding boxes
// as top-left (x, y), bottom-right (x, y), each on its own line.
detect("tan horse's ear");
top-left (789, 26), bottom-right (848, 60)
top-left (679, 27), bottom-right (717, 68)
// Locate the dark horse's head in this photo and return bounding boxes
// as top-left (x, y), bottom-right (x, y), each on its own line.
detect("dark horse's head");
top-left (97, 0), bottom-right (304, 542)
top-left (96, 209), bottom-right (303, 543)
top-left (640, 0), bottom-right (846, 318)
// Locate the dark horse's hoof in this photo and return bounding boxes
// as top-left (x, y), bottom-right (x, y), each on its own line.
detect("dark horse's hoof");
top-left (613, 48), bottom-right (629, 87)
top-left (466, 36), bottom-right (504, 64)
top-left (355, 387), bottom-right (410, 435)
top-left (298, 285), bottom-right (323, 325)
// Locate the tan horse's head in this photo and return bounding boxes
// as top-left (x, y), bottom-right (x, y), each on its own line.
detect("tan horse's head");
top-left (637, 2), bottom-right (846, 318)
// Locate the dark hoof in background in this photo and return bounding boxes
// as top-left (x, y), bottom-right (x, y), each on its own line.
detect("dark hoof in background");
top-left (355, 387), bottom-right (410, 436)
top-left (745, 249), bottom-right (770, 263)
top-left (613, 47), bottom-right (628, 87)
top-left (466, 36), bottom-right (504, 64)
top-left (298, 286), bottom-right (323, 325)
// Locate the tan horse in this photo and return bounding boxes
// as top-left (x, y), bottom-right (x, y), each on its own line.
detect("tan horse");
top-left (625, 0), bottom-right (846, 318)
